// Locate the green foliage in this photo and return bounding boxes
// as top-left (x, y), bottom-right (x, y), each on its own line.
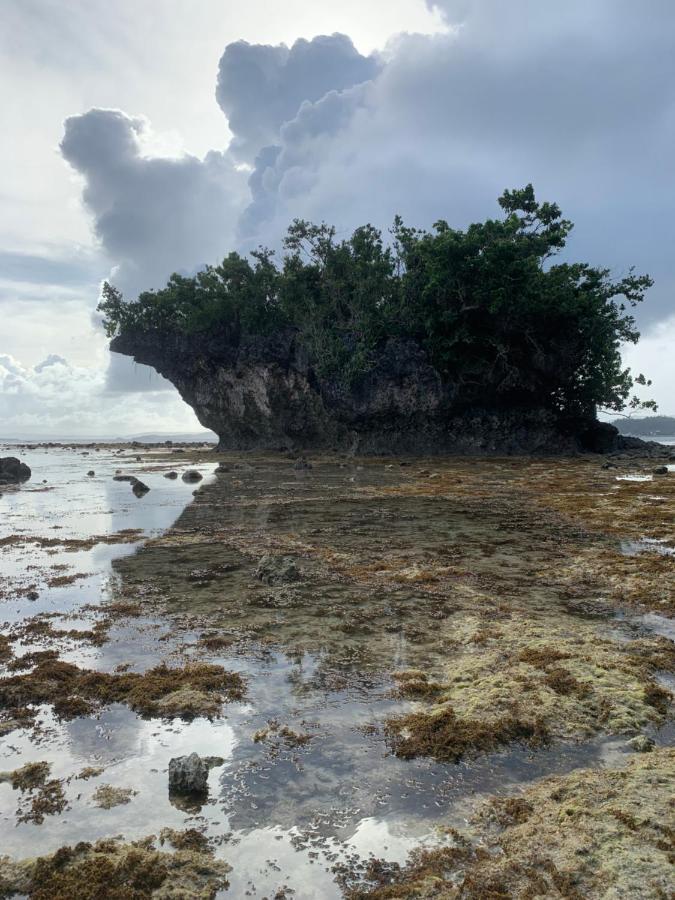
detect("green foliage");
top-left (98, 185), bottom-right (656, 417)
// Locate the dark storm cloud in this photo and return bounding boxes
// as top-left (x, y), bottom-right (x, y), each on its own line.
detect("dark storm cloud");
top-left (60, 108), bottom-right (247, 300)
top-left (61, 5), bottom-right (675, 341)
top-left (59, 108), bottom-right (248, 390)
top-left (239, 4), bottom-right (675, 322)
top-left (215, 33), bottom-right (380, 161)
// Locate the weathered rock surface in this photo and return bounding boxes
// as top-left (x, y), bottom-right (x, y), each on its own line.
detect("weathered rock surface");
top-left (254, 554), bottom-right (301, 586)
top-left (132, 480), bottom-right (150, 497)
top-left (110, 328), bottom-right (666, 456)
top-left (168, 753), bottom-right (209, 795)
top-left (0, 457), bottom-right (31, 485)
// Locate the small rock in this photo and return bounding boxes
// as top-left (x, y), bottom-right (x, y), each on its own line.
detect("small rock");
top-left (132, 481), bottom-right (150, 497)
top-left (113, 475), bottom-right (138, 483)
top-left (601, 462), bottom-right (617, 470)
top-left (255, 554), bottom-right (301, 586)
top-left (0, 457), bottom-right (31, 485)
top-left (182, 470), bottom-right (203, 483)
top-left (215, 463), bottom-right (229, 474)
top-left (626, 735), bottom-right (655, 753)
top-left (26, 590), bottom-right (39, 601)
top-left (293, 457), bottom-right (312, 470)
top-left (87, 470), bottom-right (95, 477)
top-left (163, 471), bottom-right (179, 479)
top-left (168, 752), bottom-right (209, 795)
top-left (653, 466), bottom-right (669, 475)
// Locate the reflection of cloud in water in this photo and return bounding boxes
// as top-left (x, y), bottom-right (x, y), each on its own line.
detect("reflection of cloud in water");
top-left (0, 704), bottom-right (238, 858)
top-left (0, 446), bottom-right (211, 623)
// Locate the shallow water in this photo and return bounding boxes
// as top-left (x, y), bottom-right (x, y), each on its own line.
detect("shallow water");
top-left (0, 446), bottom-right (673, 898)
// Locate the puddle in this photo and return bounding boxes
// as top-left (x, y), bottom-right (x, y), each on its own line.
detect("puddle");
top-left (621, 537), bottom-right (675, 557)
top-left (0, 654), bottom-right (623, 899)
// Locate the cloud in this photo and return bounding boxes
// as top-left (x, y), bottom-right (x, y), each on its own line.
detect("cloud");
top-left (215, 34), bottom-right (380, 162)
top-left (0, 249), bottom-right (102, 287)
top-left (239, 7), bottom-right (675, 325)
top-left (60, 108), bottom-right (248, 300)
top-left (622, 314), bottom-right (675, 416)
top-left (0, 353), bottom-right (202, 437)
top-left (59, 108), bottom-right (251, 393)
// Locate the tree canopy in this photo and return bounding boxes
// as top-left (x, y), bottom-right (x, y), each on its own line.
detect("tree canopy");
top-left (99, 185), bottom-right (655, 418)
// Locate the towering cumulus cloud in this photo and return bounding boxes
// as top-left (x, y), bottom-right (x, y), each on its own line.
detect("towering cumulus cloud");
top-left (61, 4), bottom-right (675, 366)
top-left (216, 34), bottom-right (380, 162)
top-left (60, 109), bottom-right (247, 300)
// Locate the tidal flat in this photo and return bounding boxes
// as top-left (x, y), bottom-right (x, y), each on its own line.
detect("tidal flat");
top-left (0, 444), bottom-right (673, 898)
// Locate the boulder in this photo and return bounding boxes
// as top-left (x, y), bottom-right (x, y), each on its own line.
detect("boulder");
top-left (182, 470), bottom-right (203, 483)
top-left (163, 471), bottom-right (179, 479)
top-left (0, 457), bottom-right (31, 485)
top-left (168, 752), bottom-right (209, 795)
top-left (132, 481), bottom-right (150, 497)
top-left (653, 466), bottom-right (669, 475)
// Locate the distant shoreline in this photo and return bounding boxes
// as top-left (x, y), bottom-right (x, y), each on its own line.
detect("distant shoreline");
top-left (0, 432), bottom-right (217, 445)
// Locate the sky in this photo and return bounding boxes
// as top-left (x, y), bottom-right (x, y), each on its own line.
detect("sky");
top-left (1, 0), bottom-right (674, 437)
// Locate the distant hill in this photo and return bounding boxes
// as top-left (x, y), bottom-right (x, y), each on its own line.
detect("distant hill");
top-left (118, 431), bottom-right (217, 443)
top-left (611, 416), bottom-right (675, 436)
top-left (0, 431), bottom-right (217, 444)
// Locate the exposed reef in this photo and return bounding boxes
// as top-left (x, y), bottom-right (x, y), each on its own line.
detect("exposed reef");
top-left (0, 443), bottom-right (672, 897)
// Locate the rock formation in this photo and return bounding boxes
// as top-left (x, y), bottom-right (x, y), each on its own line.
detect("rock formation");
top-left (111, 328), bottom-right (655, 456)
top-left (0, 457), bottom-right (32, 485)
